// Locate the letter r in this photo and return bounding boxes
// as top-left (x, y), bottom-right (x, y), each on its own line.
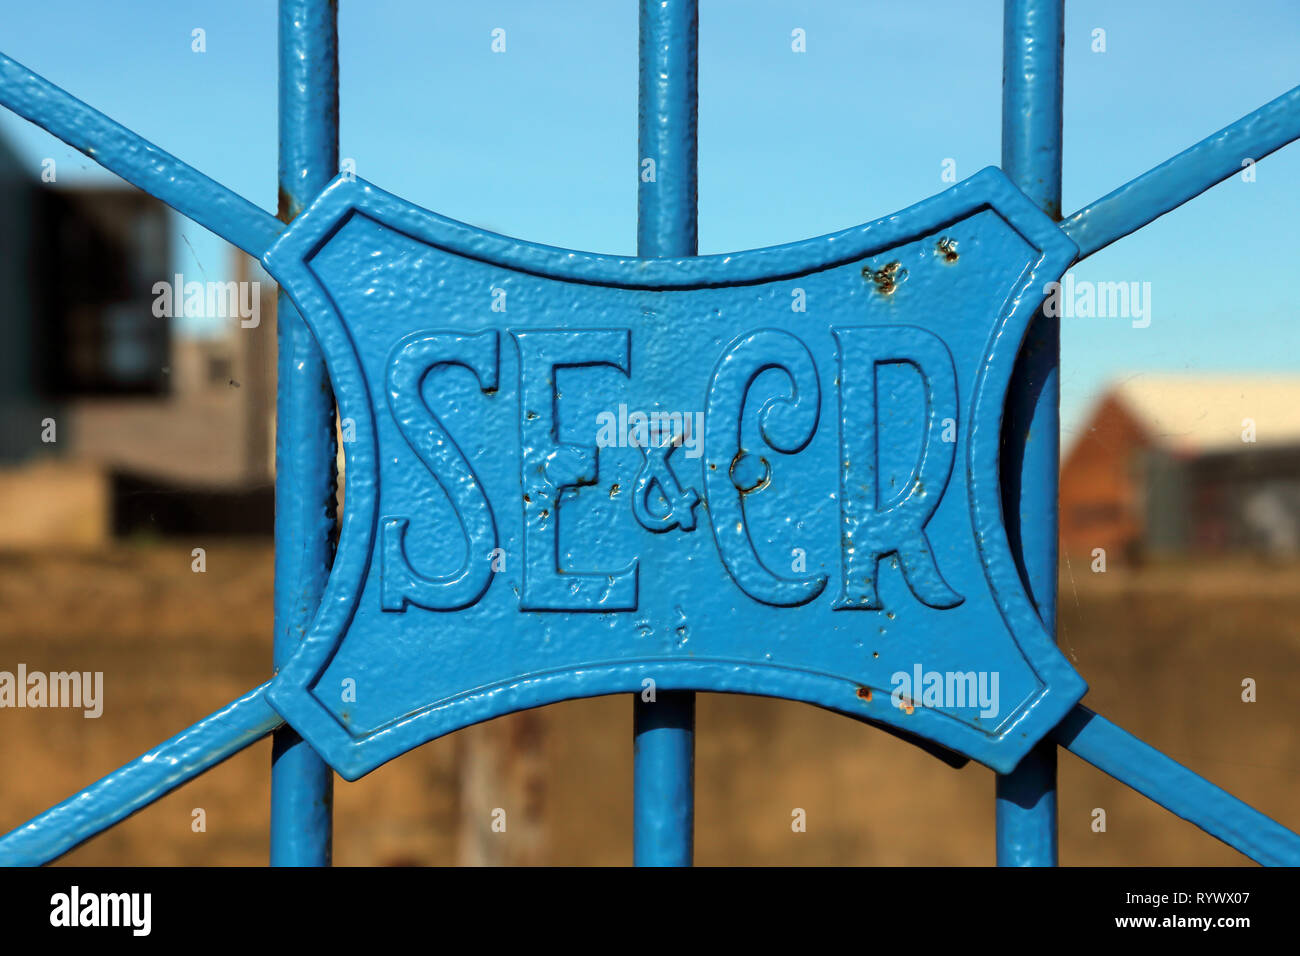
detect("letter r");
top-left (832, 325), bottom-right (963, 610)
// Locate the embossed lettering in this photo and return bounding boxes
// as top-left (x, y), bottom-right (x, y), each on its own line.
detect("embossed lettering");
top-left (631, 438), bottom-right (699, 533)
top-left (704, 329), bottom-right (827, 607)
top-left (380, 331), bottom-right (499, 612)
top-left (513, 329), bottom-right (638, 611)
top-left (833, 325), bottom-right (962, 610)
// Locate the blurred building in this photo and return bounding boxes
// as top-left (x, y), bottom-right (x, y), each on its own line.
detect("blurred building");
top-left (1061, 376), bottom-right (1300, 562)
top-left (0, 130), bottom-right (277, 547)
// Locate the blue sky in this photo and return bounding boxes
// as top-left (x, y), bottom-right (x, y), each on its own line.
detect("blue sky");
top-left (0, 0), bottom-right (1297, 436)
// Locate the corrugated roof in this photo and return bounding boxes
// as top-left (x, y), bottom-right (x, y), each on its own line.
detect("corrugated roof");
top-left (1109, 374), bottom-right (1300, 453)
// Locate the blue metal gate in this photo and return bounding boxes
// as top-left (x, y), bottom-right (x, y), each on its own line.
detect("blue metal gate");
top-left (2, 0), bottom-right (1299, 867)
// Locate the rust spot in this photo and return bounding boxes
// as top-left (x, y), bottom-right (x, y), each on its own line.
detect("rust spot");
top-left (729, 451), bottom-right (770, 494)
top-left (277, 187), bottom-right (295, 223)
top-left (856, 686), bottom-right (872, 701)
top-left (609, 483), bottom-right (620, 498)
top-left (862, 260), bottom-right (907, 294)
top-left (936, 236), bottom-right (959, 262)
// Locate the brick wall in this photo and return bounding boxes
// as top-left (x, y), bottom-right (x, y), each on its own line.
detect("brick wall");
top-left (1059, 394), bottom-right (1148, 563)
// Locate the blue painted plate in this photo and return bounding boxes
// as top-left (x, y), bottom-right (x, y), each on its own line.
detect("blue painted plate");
top-left (262, 167), bottom-right (1085, 779)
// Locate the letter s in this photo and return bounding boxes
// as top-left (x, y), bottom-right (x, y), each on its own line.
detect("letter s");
top-left (380, 331), bottom-right (499, 611)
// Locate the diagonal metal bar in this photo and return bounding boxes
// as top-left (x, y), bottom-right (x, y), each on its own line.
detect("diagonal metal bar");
top-left (0, 683), bottom-right (282, 867)
top-left (1052, 704), bottom-right (1300, 866)
top-left (0, 51), bottom-right (284, 257)
top-left (1062, 84), bottom-right (1300, 259)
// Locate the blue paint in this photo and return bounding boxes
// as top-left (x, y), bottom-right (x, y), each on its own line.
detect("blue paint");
top-left (0, 685), bottom-right (281, 867)
top-left (996, 0), bottom-right (1062, 868)
top-left (381, 332), bottom-right (502, 611)
top-left (1063, 84), bottom-right (1300, 259)
top-left (634, 689), bottom-right (695, 866)
top-left (637, 0), bottom-right (699, 260)
top-left (1053, 706), bottom-right (1300, 867)
top-left (2, 7), bottom-right (1300, 869)
top-left (0, 52), bottom-right (282, 257)
top-left (258, 168), bottom-right (1084, 779)
top-left (271, 0), bottom-right (338, 868)
top-left (833, 327), bottom-right (963, 611)
top-left (635, 0), bottom-right (700, 867)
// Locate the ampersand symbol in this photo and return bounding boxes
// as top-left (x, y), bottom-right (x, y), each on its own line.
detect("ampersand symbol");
top-left (631, 439), bottom-right (699, 533)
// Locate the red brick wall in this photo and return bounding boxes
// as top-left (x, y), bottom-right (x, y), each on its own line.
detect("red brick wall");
top-left (1059, 394), bottom-right (1149, 563)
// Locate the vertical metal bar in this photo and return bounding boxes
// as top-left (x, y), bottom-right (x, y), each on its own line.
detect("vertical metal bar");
top-left (271, 0), bottom-right (338, 867)
top-left (633, 0), bottom-right (698, 867)
top-left (996, 0), bottom-right (1064, 867)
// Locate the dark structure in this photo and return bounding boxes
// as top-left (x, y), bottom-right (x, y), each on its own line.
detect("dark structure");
top-left (0, 134), bottom-right (170, 463)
